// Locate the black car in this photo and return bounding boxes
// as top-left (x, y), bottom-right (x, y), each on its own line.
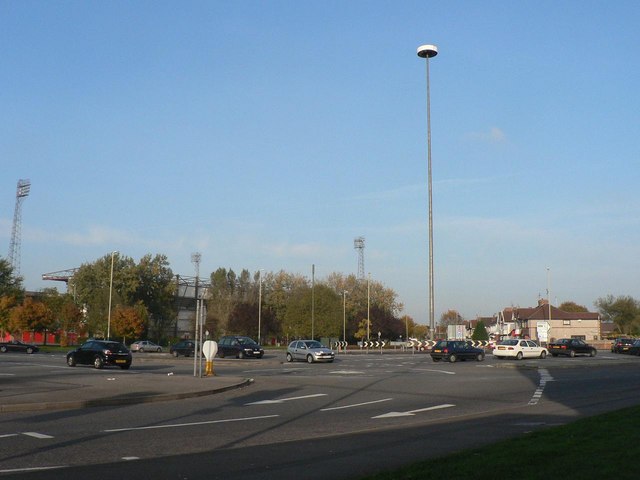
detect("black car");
top-left (67, 340), bottom-right (132, 369)
top-left (217, 336), bottom-right (264, 359)
top-left (170, 339), bottom-right (197, 357)
top-left (430, 340), bottom-right (485, 363)
top-left (623, 339), bottom-right (640, 356)
top-left (611, 338), bottom-right (635, 353)
top-left (0, 340), bottom-right (39, 354)
top-left (548, 338), bottom-right (597, 357)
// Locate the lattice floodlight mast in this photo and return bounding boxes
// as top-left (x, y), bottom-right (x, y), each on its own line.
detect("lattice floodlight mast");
top-left (8, 179), bottom-right (31, 277)
top-left (354, 236), bottom-right (365, 280)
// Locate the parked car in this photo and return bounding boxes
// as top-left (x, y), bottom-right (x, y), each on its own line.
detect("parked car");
top-left (548, 338), bottom-right (597, 357)
top-left (0, 340), bottom-right (39, 354)
top-left (622, 339), bottom-right (640, 356)
top-left (217, 336), bottom-right (264, 359)
top-left (66, 340), bottom-right (132, 369)
top-left (130, 340), bottom-right (163, 353)
top-left (430, 340), bottom-right (485, 363)
top-left (286, 340), bottom-right (335, 363)
top-left (493, 339), bottom-right (548, 360)
top-left (611, 338), bottom-right (635, 353)
top-left (170, 339), bottom-right (197, 357)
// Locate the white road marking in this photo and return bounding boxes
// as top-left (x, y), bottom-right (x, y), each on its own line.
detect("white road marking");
top-left (0, 466), bottom-right (65, 474)
top-left (528, 368), bottom-right (554, 405)
top-left (0, 434), bottom-right (18, 439)
top-left (321, 398), bottom-right (393, 411)
top-left (372, 403), bottom-right (455, 419)
top-left (412, 368), bottom-right (456, 375)
top-left (122, 457), bottom-right (140, 460)
top-left (22, 432), bottom-right (54, 439)
top-left (329, 370), bottom-right (365, 375)
top-left (0, 373), bottom-right (16, 376)
top-left (246, 393), bottom-right (327, 405)
top-left (103, 415), bottom-right (279, 433)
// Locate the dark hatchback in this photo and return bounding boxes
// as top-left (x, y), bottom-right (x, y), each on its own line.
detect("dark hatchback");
top-left (67, 340), bottom-right (132, 369)
top-left (548, 338), bottom-right (597, 357)
top-left (623, 339), bottom-right (640, 356)
top-left (430, 340), bottom-right (485, 363)
top-left (170, 339), bottom-right (197, 357)
top-left (217, 336), bottom-right (264, 359)
top-left (0, 340), bottom-right (39, 354)
top-left (611, 338), bottom-right (635, 353)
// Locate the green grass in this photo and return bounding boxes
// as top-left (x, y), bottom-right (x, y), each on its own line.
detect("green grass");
top-left (361, 405), bottom-right (640, 480)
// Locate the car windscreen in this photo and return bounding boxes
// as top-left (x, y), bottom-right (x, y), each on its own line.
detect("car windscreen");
top-left (304, 341), bottom-right (323, 349)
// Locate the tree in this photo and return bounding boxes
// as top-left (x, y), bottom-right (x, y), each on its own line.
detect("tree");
top-left (111, 303), bottom-right (147, 344)
top-left (0, 257), bottom-right (23, 300)
top-left (472, 320), bottom-right (489, 341)
top-left (559, 301), bottom-right (588, 313)
top-left (595, 295), bottom-right (640, 335)
top-left (8, 297), bottom-right (55, 341)
top-left (440, 309), bottom-right (464, 326)
top-left (133, 254), bottom-right (175, 341)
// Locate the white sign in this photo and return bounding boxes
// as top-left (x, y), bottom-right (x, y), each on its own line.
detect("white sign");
top-left (536, 322), bottom-right (550, 342)
top-left (202, 340), bottom-right (218, 361)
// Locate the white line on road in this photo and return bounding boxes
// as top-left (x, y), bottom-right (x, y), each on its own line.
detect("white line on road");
top-left (320, 398), bottom-right (393, 411)
top-left (22, 432), bottom-right (54, 439)
top-left (0, 466), bottom-right (65, 474)
top-left (245, 393), bottom-right (328, 405)
top-left (372, 403), bottom-right (455, 419)
top-left (412, 368), bottom-right (456, 375)
top-left (103, 415), bottom-right (279, 433)
top-left (0, 434), bottom-right (18, 439)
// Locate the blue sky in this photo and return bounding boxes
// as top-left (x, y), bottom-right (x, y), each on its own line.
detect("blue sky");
top-left (2, 0), bottom-right (639, 324)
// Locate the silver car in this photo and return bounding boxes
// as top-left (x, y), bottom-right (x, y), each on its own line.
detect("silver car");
top-left (130, 340), bottom-right (162, 353)
top-left (286, 340), bottom-right (335, 363)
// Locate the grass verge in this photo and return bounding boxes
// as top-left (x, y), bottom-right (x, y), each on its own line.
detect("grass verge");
top-left (361, 405), bottom-right (640, 479)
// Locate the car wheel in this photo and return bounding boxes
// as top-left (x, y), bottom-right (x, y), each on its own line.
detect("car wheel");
top-left (590, 349), bottom-right (597, 357)
top-left (157, 347), bottom-right (162, 352)
top-left (449, 354), bottom-right (457, 363)
top-left (67, 355), bottom-right (76, 367)
top-left (238, 351), bottom-right (245, 359)
top-left (94, 356), bottom-right (104, 369)
top-left (495, 356), bottom-right (503, 360)
top-left (540, 351), bottom-right (547, 359)
top-left (307, 354), bottom-right (314, 364)
top-left (257, 354), bottom-right (263, 359)
top-left (569, 350), bottom-right (576, 358)
top-left (516, 352), bottom-right (523, 360)
top-left (286, 353), bottom-right (293, 362)
top-left (172, 350), bottom-right (179, 357)
top-left (0, 346), bottom-right (7, 353)
top-left (476, 353), bottom-right (485, 362)
top-left (26, 347), bottom-right (34, 354)
top-left (140, 348), bottom-right (145, 353)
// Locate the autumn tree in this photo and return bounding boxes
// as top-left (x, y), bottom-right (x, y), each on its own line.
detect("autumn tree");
top-left (8, 297), bottom-right (55, 342)
top-left (111, 303), bottom-right (147, 344)
top-left (559, 301), bottom-right (588, 312)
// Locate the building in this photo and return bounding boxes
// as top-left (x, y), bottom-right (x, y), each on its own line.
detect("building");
top-left (496, 299), bottom-right (601, 344)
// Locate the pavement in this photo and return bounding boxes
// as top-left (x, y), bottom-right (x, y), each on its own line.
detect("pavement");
top-left (0, 357), bottom-right (252, 413)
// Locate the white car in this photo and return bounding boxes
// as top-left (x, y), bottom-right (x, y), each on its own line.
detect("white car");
top-left (492, 339), bottom-right (547, 360)
top-left (130, 340), bottom-right (163, 353)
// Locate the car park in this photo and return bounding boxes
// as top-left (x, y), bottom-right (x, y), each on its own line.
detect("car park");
top-left (217, 336), bottom-right (264, 359)
top-left (130, 340), bottom-right (163, 352)
top-left (286, 340), bottom-right (335, 363)
top-left (66, 340), bottom-right (132, 369)
top-left (170, 339), bottom-right (197, 357)
top-left (611, 338), bottom-right (635, 353)
top-left (430, 340), bottom-right (485, 363)
top-left (492, 339), bottom-right (547, 360)
top-left (548, 338), bottom-right (597, 357)
top-left (0, 340), bottom-right (39, 354)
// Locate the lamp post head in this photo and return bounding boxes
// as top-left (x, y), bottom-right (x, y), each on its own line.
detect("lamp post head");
top-left (417, 44), bottom-right (438, 58)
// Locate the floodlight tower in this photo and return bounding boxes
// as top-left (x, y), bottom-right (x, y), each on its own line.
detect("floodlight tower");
top-left (354, 236), bottom-right (365, 280)
top-left (8, 179), bottom-right (31, 277)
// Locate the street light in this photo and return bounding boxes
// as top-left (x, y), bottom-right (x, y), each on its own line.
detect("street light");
top-left (342, 290), bottom-right (348, 347)
top-left (258, 269), bottom-right (264, 343)
top-left (417, 43), bottom-right (438, 340)
top-left (107, 251), bottom-right (118, 340)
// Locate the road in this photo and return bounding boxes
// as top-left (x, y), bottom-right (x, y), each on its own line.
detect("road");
top-left (2, 350), bottom-right (640, 479)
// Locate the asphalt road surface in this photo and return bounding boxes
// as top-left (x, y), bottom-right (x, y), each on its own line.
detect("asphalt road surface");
top-left (2, 350), bottom-right (640, 479)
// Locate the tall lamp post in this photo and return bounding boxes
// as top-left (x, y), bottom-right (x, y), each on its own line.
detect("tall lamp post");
top-left (258, 269), bottom-right (264, 343)
top-left (417, 43), bottom-right (438, 340)
top-left (107, 251), bottom-right (118, 340)
top-left (342, 290), bottom-right (348, 348)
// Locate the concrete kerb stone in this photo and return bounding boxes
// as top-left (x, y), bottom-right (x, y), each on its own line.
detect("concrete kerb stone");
top-left (0, 377), bottom-right (253, 414)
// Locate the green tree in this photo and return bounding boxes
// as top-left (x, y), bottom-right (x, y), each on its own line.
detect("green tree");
top-left (559, 301), bottom-right (589, 312)
top-left (472, 320), bottom-right (489, 341)
top-left (133, 254), bottom-right (175, 341)
top-left (595, 295), bottom-right (640, 335)
top-left (0, 257), bottom-right (23, 300)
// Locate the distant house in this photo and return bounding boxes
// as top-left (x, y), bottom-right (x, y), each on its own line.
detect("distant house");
top-left (496, 299), bottom-right (600, 343)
